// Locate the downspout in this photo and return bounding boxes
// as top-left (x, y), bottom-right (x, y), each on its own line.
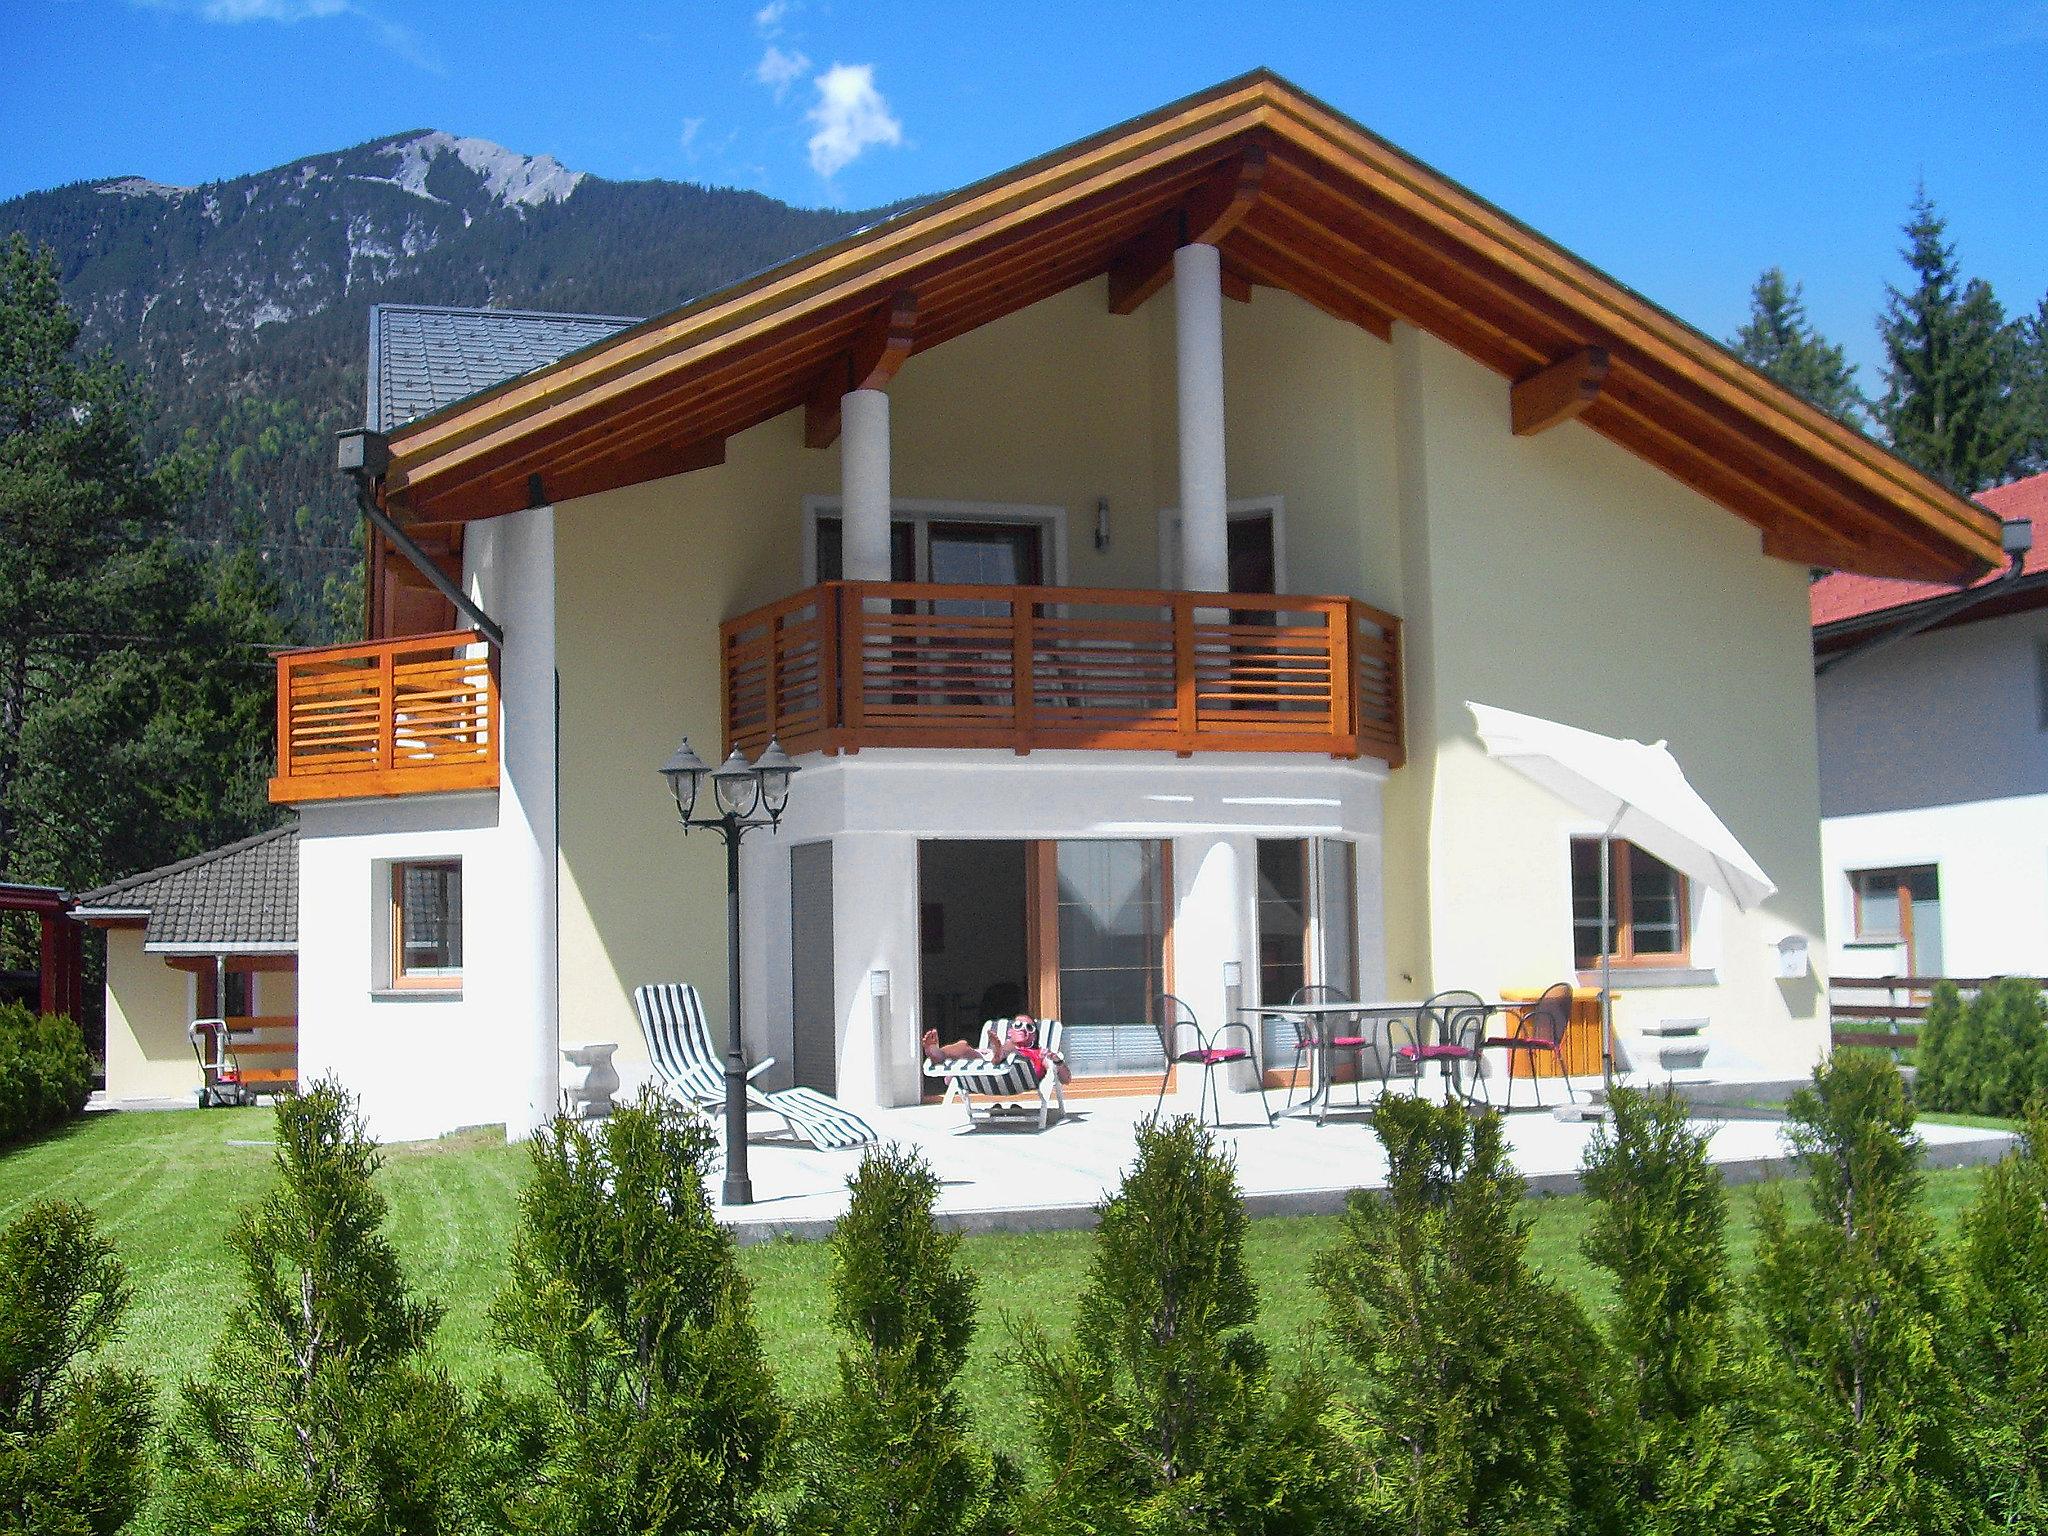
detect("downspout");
top-left (336, 428), bottom-right (505, 648)
top-left (1815, 516), bottom-right (2033, 677)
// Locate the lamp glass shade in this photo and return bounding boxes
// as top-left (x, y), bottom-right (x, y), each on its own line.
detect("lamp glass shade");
top-left (659, 738), bottom-right (709, 819)
top-left (711, 747), bottom-right (760, 819)
top-left (754, 738), bottom-right (798, 816)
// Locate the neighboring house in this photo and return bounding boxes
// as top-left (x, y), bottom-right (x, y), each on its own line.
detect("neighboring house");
top-left (257, 73), bottom-right (1998, 1141)
top-left (1813, 470), bottom-right (2048, 982)
top-left (75, 827), bottom-right (299, 1104)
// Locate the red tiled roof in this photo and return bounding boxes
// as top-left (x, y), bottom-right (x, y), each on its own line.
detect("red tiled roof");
top-left (1811, 470), bottom-right (2048, 629)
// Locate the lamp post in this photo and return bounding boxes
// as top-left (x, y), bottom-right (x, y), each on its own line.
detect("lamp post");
top-left (659, 735), bottom-right (798, 1205)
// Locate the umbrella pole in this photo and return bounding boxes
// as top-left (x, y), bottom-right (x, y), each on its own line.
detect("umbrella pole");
top-left (1600, 811), bottom-right (1623, 1097)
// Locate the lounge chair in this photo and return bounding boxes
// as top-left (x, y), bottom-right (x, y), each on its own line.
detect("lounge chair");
top-left (633, 982), bottom-right (878, 1151)
top-left (922, 1019), bottom-right (1067, 1130)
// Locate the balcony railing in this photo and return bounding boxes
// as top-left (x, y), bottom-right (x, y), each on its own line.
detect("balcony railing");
top-left (722, 581), bottom-right (1403, 764)
top-left (269, 629), bottom-right (498, 804)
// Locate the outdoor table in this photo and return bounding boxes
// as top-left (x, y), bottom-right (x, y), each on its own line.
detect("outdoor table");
top-left (1240, 998), bottom-right (1518, 1120)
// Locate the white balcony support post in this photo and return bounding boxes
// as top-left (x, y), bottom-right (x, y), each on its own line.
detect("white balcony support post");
top-left (1174, 242), bottom-right (1229, 593)
top-left (841, 387), bottom-right (892, 582)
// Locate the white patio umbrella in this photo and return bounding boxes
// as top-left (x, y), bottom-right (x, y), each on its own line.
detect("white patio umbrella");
top-left (1466, 702), bottom-right (1778, 1085)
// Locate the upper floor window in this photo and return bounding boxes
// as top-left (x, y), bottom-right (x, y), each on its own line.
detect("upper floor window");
top-left (1571, 838), bottom-right (1689, 967)
top-left (391, 860), bottom-right (462, 987)
top-left (1850, 865), bottom-right (1942, 977)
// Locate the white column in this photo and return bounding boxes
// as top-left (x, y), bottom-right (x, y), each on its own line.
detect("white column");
top-left (841, 387), bottom-right (893, 581)
top-left (1174, 242), bottom-right (1229, 593)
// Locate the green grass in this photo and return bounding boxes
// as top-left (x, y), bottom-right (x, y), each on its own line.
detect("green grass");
top-left (1920, 1110), bottom-right (2025, 1134)
top-left (0, 1106), bottom-right (2001, 1476)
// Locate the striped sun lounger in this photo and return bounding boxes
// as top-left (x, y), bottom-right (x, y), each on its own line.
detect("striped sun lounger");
top-left (634, 982), bottom-right (878, 1152)
top-left (923, 1019), bottom-right (1067, 1130)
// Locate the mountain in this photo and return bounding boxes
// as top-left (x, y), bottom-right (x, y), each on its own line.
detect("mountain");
top-left (1, 131), bottom-right (900, 638)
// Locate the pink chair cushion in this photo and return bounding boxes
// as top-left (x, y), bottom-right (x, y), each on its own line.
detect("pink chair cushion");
top-left (1486, 1037), bottom-right (1558, 1051)
top-left (1330, 1035), bottom-right (1371, 1049)
top-left (1418, 1044), bottom-right (1475, 1060)
top-left (1177, 1047), bottom-right (1249, 1065)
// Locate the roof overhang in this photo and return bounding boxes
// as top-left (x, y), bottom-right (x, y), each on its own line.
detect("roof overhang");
top-left (378, 70), bottom-right (2002, 584)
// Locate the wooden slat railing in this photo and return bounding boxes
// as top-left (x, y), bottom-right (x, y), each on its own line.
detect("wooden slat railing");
top-left (269, 629), bottom-right (498, 804)
top-left (1829, 974), bottom-right (2048, 1053)
top-left (722, 581), bottom-right (1404, 763)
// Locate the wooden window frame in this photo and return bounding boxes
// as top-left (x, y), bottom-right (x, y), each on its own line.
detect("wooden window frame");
top-left (1572, 838), bottom-right (1690, 968)
top-left (1027, 838), bottom-right (1175, 1097)
top-left (389, 859), bottom-right (463, 990)
top-left (1849, 865), bottom-right (1937, 964)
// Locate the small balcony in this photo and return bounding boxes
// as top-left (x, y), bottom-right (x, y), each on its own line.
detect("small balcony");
top-left (721, 581), bottom-right (1403, 764)
top-left (269, 630), bottom-right (498, 804)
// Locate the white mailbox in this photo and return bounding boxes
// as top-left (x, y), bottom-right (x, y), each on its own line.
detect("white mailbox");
top-left (1774, 934), bottom-right (1811, 980)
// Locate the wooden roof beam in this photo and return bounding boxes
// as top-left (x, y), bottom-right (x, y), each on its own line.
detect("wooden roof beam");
top-left (417, 436), bottom-right (726, 523)
top-left (804, 290), bottom-right (919, 449)
top-left (1107, 145), bottom-right (1267, 315)
top-left (1511, 347), bottom-right (1609, 436)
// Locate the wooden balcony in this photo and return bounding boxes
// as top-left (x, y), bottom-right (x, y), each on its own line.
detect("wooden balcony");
top-left (722, 581), bottom-right (1403, 764)
top-left (269, 629), bottom-right (498, 804)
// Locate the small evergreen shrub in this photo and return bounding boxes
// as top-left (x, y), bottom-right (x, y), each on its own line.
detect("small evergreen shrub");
top-left (1317, 1095), bottom-right (1603, 1535)
top-left (0, 1200), bottom-right (155, 1534)
top-left (1580, 1085), bottom-right (1758, 1534)
top-left (0, 1003), bottom-right (93, 1147)
top-left (488, 1087), bottom-right (783, 1536)
top-left (1749, 1053), bottom-right (1983, 1533)
top-left (1019, 1114), bottom-right (1359, 1534)
top-left (790, 1144), bottom-right (1007, 1536)
top-left (1913, 978), bottom-right (2048, 1119)
top-left (1953, 1100), bottom-right (2048, 1525)
top-left (162, 1079), bottom-right (480, 1535)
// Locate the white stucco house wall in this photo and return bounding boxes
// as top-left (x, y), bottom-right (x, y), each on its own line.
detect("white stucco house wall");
top-left (244, 73), bottom-right (2002, 1145)
top-left (1814, 470), bottom-right (2048, 984)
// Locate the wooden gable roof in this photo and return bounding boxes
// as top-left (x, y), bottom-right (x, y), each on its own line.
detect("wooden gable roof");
top-left (379, 71), bottom-right (2002, 583)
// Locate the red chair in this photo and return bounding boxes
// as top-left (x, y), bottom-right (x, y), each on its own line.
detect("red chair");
top-left (1154, 993), bottom-right (1272, 1127)
top-left (1481, 983), bottom-right (1578, 1111)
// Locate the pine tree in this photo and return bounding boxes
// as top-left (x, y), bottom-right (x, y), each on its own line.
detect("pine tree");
top-left (1748, 1053), bottom-right (1983, 1533)
top-left (1580, 1085), bottom-right (1757, 1532)
top-left (2016, 294), bottom-right (2048, 475)
top-left (163, 1080), bottom-right (479, 1535)
top-left (487, 1087), bottom-right (783, 1536)
top-left (1732, 267), bottom-right (1866, 425)
top-left (1876, 190), bottom-right (2028, 492)
top-left (1954, 1101), bottom-right (2048, 1524)
top-left (1315, 1096), bottom-right (1601, 1535)
top-left (0, 1200), bottom-right (155, 1534)
top-left (1019, 1114), bottom-right (1357, 1534)
top-left (790, 1145), bottom-right (1007, 1536)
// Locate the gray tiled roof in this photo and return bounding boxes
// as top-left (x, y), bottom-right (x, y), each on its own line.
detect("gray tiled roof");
top-left (368, 304), bottom-right (642, 433)
top-left (74, 826), bottom-right (297, 952)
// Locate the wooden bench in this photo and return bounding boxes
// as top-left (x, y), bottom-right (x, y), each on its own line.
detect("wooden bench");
top-left (225, 1016), bottom-right (299, 1095)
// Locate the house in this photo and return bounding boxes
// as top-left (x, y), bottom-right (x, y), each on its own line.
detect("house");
top-left (1813, 469), bottom-right (2047, 982)
top-left (75, 827), bottom-right (299, 1104)
top-left (251, 72), bottom-right (1998, 1142)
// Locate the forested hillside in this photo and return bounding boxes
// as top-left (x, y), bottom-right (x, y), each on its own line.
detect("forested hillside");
top-left (0, 131), bottom-right (897, 640)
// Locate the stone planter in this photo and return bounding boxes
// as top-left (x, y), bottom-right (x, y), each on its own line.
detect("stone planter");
top-left (561, 1042), bottom-right (621, 1120)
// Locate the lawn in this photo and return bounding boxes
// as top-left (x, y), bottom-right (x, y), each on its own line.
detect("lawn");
top-left (0, 1103), bottom-right (2001, 1490)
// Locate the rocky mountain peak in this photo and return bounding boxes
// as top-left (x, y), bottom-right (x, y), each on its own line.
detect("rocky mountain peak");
top-left (360, 130), bottom-right (586, 210)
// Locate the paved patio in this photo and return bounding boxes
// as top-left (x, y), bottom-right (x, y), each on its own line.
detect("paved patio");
top-left (711, 1078), bottom-right (2016, 1242)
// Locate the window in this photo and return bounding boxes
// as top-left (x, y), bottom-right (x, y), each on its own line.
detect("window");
top-left (1255, 839), bottom-right (1360, 1068)
top-left (1570, 839), bottom-right (1689, 967)
top-left (391, 860), bottom-right (462, 987)
top-left (1850, 865), bottom-right (1943, 977)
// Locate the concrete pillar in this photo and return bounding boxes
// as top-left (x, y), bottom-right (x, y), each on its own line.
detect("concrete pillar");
top-left (1174, 242), bottom-right (1229, 593)
top-left (1172, 833), bottom-right (1247, 1099)
top-left (841, 387), bottom-right (892, 581)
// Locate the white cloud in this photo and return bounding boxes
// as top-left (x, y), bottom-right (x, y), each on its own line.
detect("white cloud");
top-left (678, 117), bottom-right (705, 152)
top-left (197, 0), bottom-right (348, 17)
top-left (131, 0), bottom-right (435, 69)
top-left (805, 63), bottom-right (903, 179)
top-left (753, 0), bottom-right (791, 34)
top-left (755, 43), bottom-right (810, 102)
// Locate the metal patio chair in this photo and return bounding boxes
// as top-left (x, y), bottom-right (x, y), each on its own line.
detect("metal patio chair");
top-left (1154, 992), bottom-right (1272, 1128)
top-left (1481, 983), bottom-right (1579, 1111)
top-left (1392, 990), bottom-right (1490, 1105)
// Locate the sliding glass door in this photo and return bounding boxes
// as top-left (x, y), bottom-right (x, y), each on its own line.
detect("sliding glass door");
top-left (1038, 840), bottom-right (1170, 1078)
top-left (1253, 838), bottom-right (1359, 1069)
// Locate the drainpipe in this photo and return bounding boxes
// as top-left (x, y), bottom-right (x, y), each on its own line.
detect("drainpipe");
top-left (337, 428), bottom-right (505, 647)
top-left (1815, 516), bottom-right (2033, 677)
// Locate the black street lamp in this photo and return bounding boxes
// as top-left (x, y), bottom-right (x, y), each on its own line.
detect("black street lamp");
top-left (659, 735), bottom-right (798, 1205)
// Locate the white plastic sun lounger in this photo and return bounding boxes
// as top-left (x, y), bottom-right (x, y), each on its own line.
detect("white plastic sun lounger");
top-left (633, 982), bottom-right (878, 1152)
top-left (922, 1019), bottom-right (1067, 1130)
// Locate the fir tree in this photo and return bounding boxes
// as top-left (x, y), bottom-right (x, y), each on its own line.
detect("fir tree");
top-left (1748, 1053), bottom-right (1983, 1533)
top-left (1732, 267), bottom-right (1866, 425)
top-left (1580, 1085), bottom-right (1757, 1533)
top-left (1953, 1101), bottom-right (2048, 1524)
top-left (790, 1144), bottom-right (1007, 1536)
top-left (0, 1200), bottom-right (155, 1534)
top-left (1020, 1114), bottom-right (1358, 1534)
top-left (1315, 1096), bottom-right (1600, 1535)
top-left (1876, 190), bottom-right (2028, 491)
top-left (2016, 294), bottom-right (2048, 476)
top-left (163, 1080), bottom-right (478, 1535)
top-left (488, 1087), bottom-right (783, 1536)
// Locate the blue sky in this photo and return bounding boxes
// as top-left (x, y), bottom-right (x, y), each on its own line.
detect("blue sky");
top-left (10, 1), bottom-right (2046, 379)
